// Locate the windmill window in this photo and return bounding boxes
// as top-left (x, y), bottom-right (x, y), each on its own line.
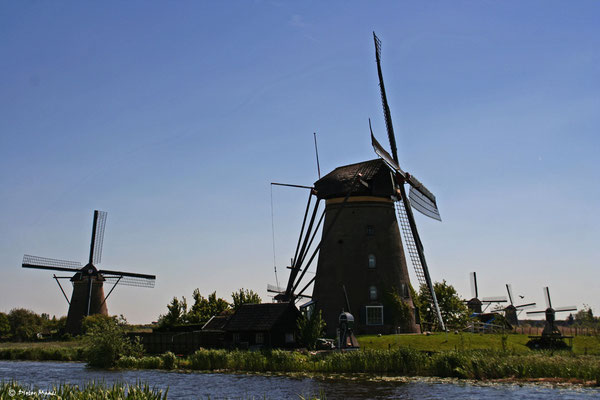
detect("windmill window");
top-left (368, 254), bottom-right (376, 269)
top-left (233, 333), bottom-right (240, 343)
top-left (369, 286), bottom-right (378, 301)
top-left (401, 283), bottom-right (410, 298)
top-left (285, 333), bottom-right (295, 343)
top-left (366, 305), bottom-right (384, 325)
top-left (366, 225), bottom-right (375, 236)
top-left (255, 332), bottom-right (264, 344)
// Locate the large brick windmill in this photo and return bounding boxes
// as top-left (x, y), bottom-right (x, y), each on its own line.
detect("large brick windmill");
top-left (275, 33), bottom-right (446, 335)
top-left (22, 210), bottom-right (156, 334)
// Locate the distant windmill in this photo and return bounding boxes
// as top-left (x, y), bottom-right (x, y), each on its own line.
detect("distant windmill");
top-left (503, 284), bottom-right (536, 326)
top-left (526, 287), bottom-right (576, 337)
top-left (465, 272), bottom-right (507, 314)
top-left (22, 210), bottom-right (156, 334)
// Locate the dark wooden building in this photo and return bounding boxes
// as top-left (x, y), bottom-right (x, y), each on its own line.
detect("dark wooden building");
top-left (312, 159), bottom-right (420, 336)
top-left (224, 303), bottom-right (301, 348)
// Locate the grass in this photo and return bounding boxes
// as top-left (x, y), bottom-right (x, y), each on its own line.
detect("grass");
top-left (0, 381), bottom-right (167, 399)
top-left (0, 340), bottom-right (85, 361)
top-left (357, 332), bottom-right (600, 355)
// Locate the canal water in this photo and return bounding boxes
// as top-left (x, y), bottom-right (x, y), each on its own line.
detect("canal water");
top-left (1, 361), bottom-right (599, 399)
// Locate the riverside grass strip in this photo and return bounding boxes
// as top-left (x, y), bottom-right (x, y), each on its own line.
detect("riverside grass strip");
top-left (117, 348), bottom-right (600, 383)
top-left (0, 381), bottom-right (167, 400)
top-left (0, 346), bottom-right (85, 361)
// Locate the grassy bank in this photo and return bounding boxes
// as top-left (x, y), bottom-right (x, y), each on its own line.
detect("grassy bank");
top-left (358, 332), bottom-right (600, 355)
top-left (0, 381), bottom-right (166, 399)
top-left (0, 341), bottom-right (85, 361)
top-left (116, 348), bottom-right (600, 384)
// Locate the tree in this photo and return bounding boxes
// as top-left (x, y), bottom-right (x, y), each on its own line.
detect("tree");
top-left (231, 288), bottom-right (262, 311)
top-left (186, 290), bottom-right (230, 324)
top-left (574, 305), bottom-right (598, 328)
top-left (83, 315), bottom-right (144, 368)
top-left (297, 309), bottom-right (326, 350)
top-left (158, 296), bottom-right (188, 328)
top-left (382, 289), bottom-right (413, 332)
top-left (417, 281), bottom-right (470, 330)
top-left (0, 312), bottom-right (10, 337)
top-left (8, 308), bottom-right (43, 341)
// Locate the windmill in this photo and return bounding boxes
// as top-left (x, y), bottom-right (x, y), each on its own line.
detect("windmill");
top-left (503, 284), bottom-right (535, 327)
top-left (526, 287), bottom-right (576, 338)
top-left (273, 33), bottom-right (446, 335)
top-left (22, 210), bottom-right (156, 334)
top-left (464, 272), bottom-right (507, 314)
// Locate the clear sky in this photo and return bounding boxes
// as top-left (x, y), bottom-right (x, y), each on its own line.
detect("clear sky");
top-left (1, 1), bottom-right (598, 324)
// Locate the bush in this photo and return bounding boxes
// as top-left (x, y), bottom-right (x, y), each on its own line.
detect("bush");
top-left (297, 309), bottom-right (326, 350)
top-left (83, 315), bottom-right (144, 368)
top-left (161, 351), bottom-right (177, 370)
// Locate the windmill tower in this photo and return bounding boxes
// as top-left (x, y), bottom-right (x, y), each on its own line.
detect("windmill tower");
top-left (276, 33), bottom-right (446, 335)
top-left (22, 210), bottom-right (156, 334)
top-left (503, 284), bottom-right (535, 327)
top-left (465, 272), bottom-right (507, 315)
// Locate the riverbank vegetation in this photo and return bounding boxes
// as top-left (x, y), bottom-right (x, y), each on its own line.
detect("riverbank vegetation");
top-left (114, 347), bottom-right (600, 384)
top-left (0, 381), bottom-right (166, 399)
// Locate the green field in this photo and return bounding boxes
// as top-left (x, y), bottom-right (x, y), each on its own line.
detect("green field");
top-left (357, 332), bottom-right (600, 355)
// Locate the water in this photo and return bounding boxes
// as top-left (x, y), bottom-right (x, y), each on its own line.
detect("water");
top-left (1, 361), bottom-right (599, 399)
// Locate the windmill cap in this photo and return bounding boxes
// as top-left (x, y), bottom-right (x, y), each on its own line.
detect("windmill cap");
top-left (314, 159), bottom-right (395, 200)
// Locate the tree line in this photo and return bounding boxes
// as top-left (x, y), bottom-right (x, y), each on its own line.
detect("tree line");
top-left (157, 288), bottom-right (262, 328)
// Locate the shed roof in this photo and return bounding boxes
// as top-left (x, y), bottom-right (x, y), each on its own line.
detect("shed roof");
top-left (224, 303), bottom-right (299, 332)
top-left (202, 315), bottom-right (230, 331)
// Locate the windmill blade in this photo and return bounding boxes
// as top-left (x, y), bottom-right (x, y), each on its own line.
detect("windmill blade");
top-left (395, 196), bottom-right (445, 331)
top-left (267, 284), bottom-right (284, 294)
top-left (22, 254), bottom-right (81, 273)
top-left (506, 284), bottom-right (514, 305)
top-left (373, 32), bottom-right (399, 164)
top-left (526, 310), bottom-right (546, 315)
top-left (88, 210), bottom-right (107, 265)
top-left (99, 268), bottom-right (155, 280)
top-left (470, 272), bottom-right (478, 299)
top-left (515, 302), bottom-right (536, 310)
top-left (482, 296), bottom-right (508, 303)
top-left (554, 306), bottom-right (577, 312)
top-left (371, 130), bottom-right (404, 174)
top-left (408, 185), bottom-right (441, 221)
top-left (544, 287), bottom-right (551, 308)
top-left (103, 275), bottom-right (155, 288)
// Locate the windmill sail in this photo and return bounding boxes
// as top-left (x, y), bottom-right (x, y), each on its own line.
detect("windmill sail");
top-left (409, 186), bottom-right (441, 221)
top-left (371, 131), bottom-right (441, 221)
top-left (89, 210), bottom-right (107, 265)
top-left (372, 32), bottom-right (445, 331)
top-left (23, 255), bottom-right (81, 271)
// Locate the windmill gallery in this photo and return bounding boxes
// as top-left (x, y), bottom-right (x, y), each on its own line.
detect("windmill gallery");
top-left (19, 33), bottom-right (577, 350)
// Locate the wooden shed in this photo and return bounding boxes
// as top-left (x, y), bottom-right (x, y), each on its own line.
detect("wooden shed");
top-left (224, 303), bottom-right (301, 348)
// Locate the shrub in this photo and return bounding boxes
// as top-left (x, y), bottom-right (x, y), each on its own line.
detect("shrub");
top-left (161, 351), bottom-right (177, 370)
top-left (83, 315), bottom-right (144, 368)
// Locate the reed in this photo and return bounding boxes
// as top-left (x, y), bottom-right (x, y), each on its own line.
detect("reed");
top-left (118, 348), bottom-right (600, 382)
top-left (0, 381), bottom-right (167, 399)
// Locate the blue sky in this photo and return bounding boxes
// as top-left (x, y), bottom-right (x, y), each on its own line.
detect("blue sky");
top-left (1, 1), bottom-right (598, 323)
